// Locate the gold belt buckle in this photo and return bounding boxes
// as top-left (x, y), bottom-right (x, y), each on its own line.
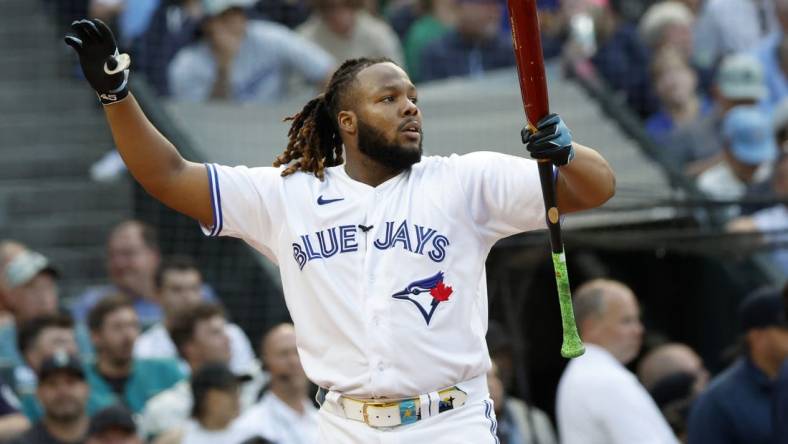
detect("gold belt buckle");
top-left (361, 401), bottom-right (395, 425)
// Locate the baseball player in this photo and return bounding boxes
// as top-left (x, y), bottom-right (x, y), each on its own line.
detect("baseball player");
top-left (65, 19), bottom-right (615, 443)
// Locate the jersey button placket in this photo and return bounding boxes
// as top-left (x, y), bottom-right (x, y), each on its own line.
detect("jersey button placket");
top-left (362, 190), bottom-right (383, 387)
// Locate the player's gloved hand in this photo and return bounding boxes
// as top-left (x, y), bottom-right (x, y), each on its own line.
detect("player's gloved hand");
top-left (521, 113), bottom-right (575, 166)
top-left (64, 19), bottom-right (130, 105)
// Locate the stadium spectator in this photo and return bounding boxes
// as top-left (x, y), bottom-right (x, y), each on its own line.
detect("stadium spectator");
top-left (139, 303), bottom-right (264, 439)
top-left (85, 404), bottom-right (141, 444)
top-left (637, 343), bottom-right (709, 440)
top-left (696, 105), bottom-right (777, 201)
top-left (134, 256), bottom-right (255, 375)
top-left (234, 323), bottom-right (317, 444)
top-left (131, 0), bottom-right (203, 96)
top-left (0, 250), bottom-right (60, 369)
top-left (637, 342), bottom-right (709, 392)
top-left (556, 279), bottom-right (678, 444)
top-left (587, 0), bottom-right (657, 119)
top-left (419, 0), bottom-right (515, 82)
top-left (487, 362), bottom-right (557, 444)
top-left (297, 0), bottom-right (404, 65)
top-left (753, 0), bottom-right (788, 111)
top-left (687, 287), bottom-right (788, 444)
top-left (637, 1), bottom-right (695, 61)
top-left (727, 154), bottom-right (788, 273)
top-left (667, 53), bottom-right (767, 176)
top-left (152, 363), bottom-right (256, 444)
top-left (403, 0), bottom-right (455, 82)
top-left (693, 0), bottom-right (778, 71)
top-left (0, 376), bottom-right (30, 441)
top-left (168, 0), bottom-right (335, 103)
top-left (10, 352), bottom-right (89, 444)
top-left (72, 220), bottom-right (163, 329)
top-left (16, 315), bottom-right (79, 421)
top-left (645, 47), bottom-right (711, 146)
top-left (85, 295), bottom-right (183, 415)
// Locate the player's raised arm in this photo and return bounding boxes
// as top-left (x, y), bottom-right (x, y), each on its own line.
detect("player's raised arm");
top-left (64, 19), bottom-right (213, 227)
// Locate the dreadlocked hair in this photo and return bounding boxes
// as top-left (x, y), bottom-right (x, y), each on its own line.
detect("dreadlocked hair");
top-left (274, 57), bottom-right (395, 179)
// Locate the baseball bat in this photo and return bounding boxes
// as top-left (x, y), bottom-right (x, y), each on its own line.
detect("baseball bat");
top-left (506, 0), bottom-right (585, 358)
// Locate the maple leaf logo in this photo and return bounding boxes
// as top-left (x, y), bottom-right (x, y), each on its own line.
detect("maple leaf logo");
top-left (430, 281), bottom-right (453, 302)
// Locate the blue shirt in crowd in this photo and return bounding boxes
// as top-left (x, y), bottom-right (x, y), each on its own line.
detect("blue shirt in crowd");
top-left (687, 357), bottom-right (774, 444)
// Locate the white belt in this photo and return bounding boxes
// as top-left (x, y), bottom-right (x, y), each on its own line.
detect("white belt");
top-left (319, 374), bottom-right (486, 428)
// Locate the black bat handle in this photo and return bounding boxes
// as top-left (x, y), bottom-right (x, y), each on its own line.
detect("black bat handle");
top-left (537, 160), bottom-right (562, 253)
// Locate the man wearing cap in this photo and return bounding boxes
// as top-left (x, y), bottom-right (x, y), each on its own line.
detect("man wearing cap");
top-left (167, 0), bottom-right (335, 103)
top-left (153, 363), bottom-right (259, 444)
top-left (0, 249), bottom-right (95, 396)
top-left (419, 0), bottom-right (515, 83)
top-left (139, 303), bottom-right (264, 439)
top-left (666, 53), bottom-right (768, 176)
top-left (10, 351), bottom-right (90, 444)
top-left (686, 287), bottom-right (788, 444)
top-left (696, 105), bottom-right (777, 201)
top-left (85, 405), bottom-right (141, 444)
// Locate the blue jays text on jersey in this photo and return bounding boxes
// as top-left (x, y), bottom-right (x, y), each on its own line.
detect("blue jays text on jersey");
top-left (292, 219), bottom-right (450, 270)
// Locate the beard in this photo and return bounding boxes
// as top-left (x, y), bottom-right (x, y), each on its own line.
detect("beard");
top-left (46, 396), bottom-right (84, 423)
top-left (357, 120), bottom-right (423, 172)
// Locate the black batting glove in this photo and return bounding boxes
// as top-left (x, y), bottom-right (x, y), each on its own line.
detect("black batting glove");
top-left (64, 19), bottom-right (130, 105)
top-left (521, 113), bottom-right (575, 166)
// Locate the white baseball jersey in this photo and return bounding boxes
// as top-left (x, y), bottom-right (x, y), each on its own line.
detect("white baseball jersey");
top-left (201, 151), bottom-right (545, 398)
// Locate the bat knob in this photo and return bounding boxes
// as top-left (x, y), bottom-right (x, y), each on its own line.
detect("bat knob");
top-left (561, 336), bottom-right (585, 359)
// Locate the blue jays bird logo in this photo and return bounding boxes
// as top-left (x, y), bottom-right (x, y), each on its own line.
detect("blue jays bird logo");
top-left (392, 271), bottom-right (453, 325)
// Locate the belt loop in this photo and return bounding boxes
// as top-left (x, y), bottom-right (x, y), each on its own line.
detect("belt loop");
top-left (327, 391), bottom-right (341, 404)
top-left (428, 391), bottom-right (440, 418)
top-left (418, 394), bottom-right (431, 418)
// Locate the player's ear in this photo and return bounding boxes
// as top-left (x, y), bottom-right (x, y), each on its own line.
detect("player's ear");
top-left (337, 110), bottom-right (357, 135)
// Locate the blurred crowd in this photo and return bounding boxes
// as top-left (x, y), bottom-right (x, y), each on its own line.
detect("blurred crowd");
top-left (1, 221), bottom-right (787, 443)
top-left (49, 0), bottom-right (788, 273)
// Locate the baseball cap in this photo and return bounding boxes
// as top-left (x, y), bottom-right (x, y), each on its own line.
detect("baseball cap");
top-left (722, 106), bottom-right (777, 165)
top-left (717, 53), bottom-right (766, 101)
top-left (202, 0), bottom-right (255, 16)
top-left (738, 287), bottom-right (788, 332)
top-left (88, 405), bottom-right (136, 437)
top-left (38, 350), bottom-right (84, 382)
top-left (191, 363), bottom-right (244, 394)
top-left (4, 250), bottom-right (58, 289)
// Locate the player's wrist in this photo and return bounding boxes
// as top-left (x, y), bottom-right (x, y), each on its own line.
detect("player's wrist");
top-left (99, 89), bottom-right (130, 106)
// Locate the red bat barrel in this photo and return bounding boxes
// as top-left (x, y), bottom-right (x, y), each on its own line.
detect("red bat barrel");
top-left (507, 0), bottom-right (550, 126)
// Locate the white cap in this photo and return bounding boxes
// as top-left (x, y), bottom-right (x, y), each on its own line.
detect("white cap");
top-left (202, 0), bottom-right (255, 17)
top-left (717, 53), bottom-right (766, 101)
top-left (638, 1), bottom-right (694, 48)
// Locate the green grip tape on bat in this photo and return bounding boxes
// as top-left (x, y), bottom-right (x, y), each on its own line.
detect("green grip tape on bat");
top-left (552, 250), bottom-right (585, 358)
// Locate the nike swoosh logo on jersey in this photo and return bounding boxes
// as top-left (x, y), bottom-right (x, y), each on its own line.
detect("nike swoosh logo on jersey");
top-left (317, 195), bottom-right (344, 205)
